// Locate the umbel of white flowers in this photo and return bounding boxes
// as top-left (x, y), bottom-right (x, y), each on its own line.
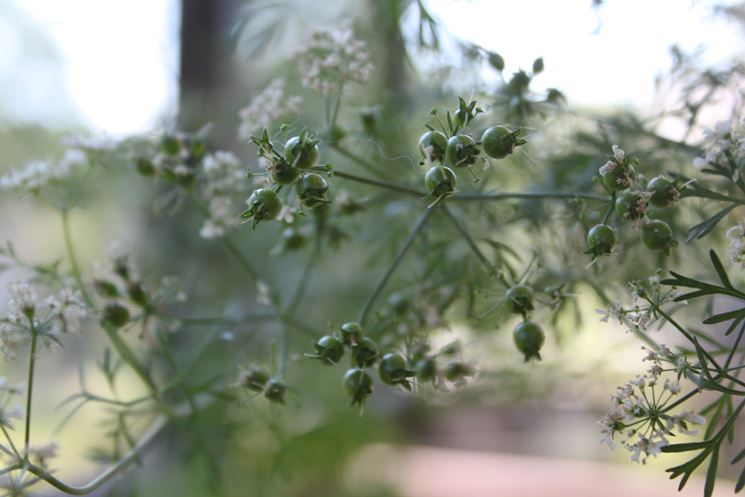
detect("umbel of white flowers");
top-left (0, 281), bottom-right (86, 359)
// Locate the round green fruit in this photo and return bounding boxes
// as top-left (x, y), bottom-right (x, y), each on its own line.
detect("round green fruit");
top-left (418, 131), bottom-right (448, 162)
top-left (513, 320), bottom-right (545, 362)
top-left (284, 135), bottom-right (319, 169)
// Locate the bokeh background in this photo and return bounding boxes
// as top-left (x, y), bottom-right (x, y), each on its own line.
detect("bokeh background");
top-left (1, 0), bottom-right (744, 496)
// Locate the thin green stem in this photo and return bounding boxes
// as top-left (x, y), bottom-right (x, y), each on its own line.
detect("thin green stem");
top-left (601, 191), bottom-right (616, 224)
top-left (11, 393), bottom-right (216, 495)
top-left (221, 237), bottom-right (259, 280)
top-left (156, 310), bottom-right (276, 325)
top-left (1, 423), bottom-right (19, 460)
top-left (440, 205), bottom-right (510, 286)
top-left (329, 144), bottom-right (387, 179)
top-left (103, 326), bottom-right (159, 398)
top-left (450, 191), bottom-right (607, 202)
top-left (24, 414), bottom-right (167, 495)
top-left (82, 393), bottom-right (152, 408)
top-left (329, 82), bottom-right (344, 130)
top-left (286, 231), bottom-right (322, 314)
top-left (359, 207), bottom-right (434, 326)
top-left (724, 321), bottom-right (745, 370)
top-left (333, 170), bottom-right (424, 197)
top-left (61, 210), bottom-right (94, 308)
top-left (60, 211), bottom-right (160, 402)
top-left (24, 323), bottom-right (39, 457)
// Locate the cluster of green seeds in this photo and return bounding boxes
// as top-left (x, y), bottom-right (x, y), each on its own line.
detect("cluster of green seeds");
top-left (307, 322), bottom-right (475, 410)
top-left (587, 147), bottom-right (681, 259)
top-left (242, 130), bottom-right (331, 228)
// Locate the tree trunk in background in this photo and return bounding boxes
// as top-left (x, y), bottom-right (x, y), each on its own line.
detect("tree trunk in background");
top-left (366, 0), bottom-right (410, 169)
top-left (178, 0), bottom-right (241, 133)
top-left (368, 0), bottom-right (408, 100)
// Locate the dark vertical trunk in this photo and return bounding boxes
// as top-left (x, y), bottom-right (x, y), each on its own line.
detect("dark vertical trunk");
top-left (178, 0), bottom-right (240, 132)
top-left (368, 0), bottom-right (408, 103)
top-left (367, 0), bottom-right (410, 168)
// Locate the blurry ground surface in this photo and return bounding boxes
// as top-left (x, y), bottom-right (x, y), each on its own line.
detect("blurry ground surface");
top-left (398, 446), bottom-right (730, 497)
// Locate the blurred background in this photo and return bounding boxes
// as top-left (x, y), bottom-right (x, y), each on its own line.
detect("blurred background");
top-left (1, 0), bottom-right (744, 496)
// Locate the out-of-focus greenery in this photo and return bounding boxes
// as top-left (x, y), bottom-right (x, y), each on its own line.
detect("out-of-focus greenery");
top-left (0, 1), bottom-right (745, 497)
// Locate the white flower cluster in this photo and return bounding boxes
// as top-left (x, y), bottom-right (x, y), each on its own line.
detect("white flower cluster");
top-left (199, 151), bottom-right (248, 239)
top-left (238, 79), bottom-right (302, 142)
top-left (693, 117), bottom-right (745, 172)
top-left (596, 275), bottom-right (684, 334)
top-left (46, 288), bottom-right (87, 335)
top-left (295, 25), bottom-right (374, 94)
top-left (598, 145), bottom-right (626, 175)
top-left (599, 346), bottom-right (706, 464)
top-left (597, 301), bottom-right (653, 334)
top-left (0, 282), bottom-right (86, 359)
top-left (0, 149), bottom-right (88, 195)
top-left (727, 220), bottom-right (745, 269)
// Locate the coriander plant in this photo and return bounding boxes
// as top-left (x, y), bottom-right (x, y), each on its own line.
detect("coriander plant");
top-left (0, 3), bottom-right (744, 496)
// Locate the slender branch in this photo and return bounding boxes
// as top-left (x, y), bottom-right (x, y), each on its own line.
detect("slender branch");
top-left (450, 191), bottom-right (607, 202)
top-left (24, 414), bottom-right (167, 495)
top-left (0, 424), bottom-right (19, 460)
top-left (329, 82), bottom-right (344, 130)
top-left (333, 170), bottom-right (424, 197)
top-left (61, 210), bottom-right (94, 308)
top-left (601, 191), bottom-right (616, 224)
top-left (24, 321), bottom-right (39, 456)
top-left (359, 207), bottom-right (434, 325)
top-left (440, 205), bottom-right (510, 286)
top-left (156, 310), bottom-right (277, 325)
top-left (286, 231), bottom-right (322, 314)
top-left (80, 393), bottom-right (152, 408)
top-left (220, 237), bottom-right (259, 280)
top-left (329, 144), bottom-right (388, 179)
top-left (14, 393), bottom-right (216, 495)
top-left (103, 326), bottom-right (159, 398)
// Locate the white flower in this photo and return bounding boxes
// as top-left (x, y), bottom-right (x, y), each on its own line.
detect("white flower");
top-left (612, 145), bottom-right (625, 162)
top-left (694, 116), bottom-right (744, 170)
top-left (627, 433), bottom-right (668, 464)
top-left (0, 149), bottom-right (88, 194)
top-left (295, 24), bottom-right (374, 95)
top-left (198, 151), bottom-right (247, 239)
top-left (727, 220), bottom-right (745, 269)
top-left (667, 410), bottom-right (706, 435)
top-left (663, 378), bottom-right (681, 394)
top-left (238, 79), bottom-right (302, 141)
top-left (7, 281), bottom-right (37, 322)
top-left (46, 288), bottom-right (86, 335)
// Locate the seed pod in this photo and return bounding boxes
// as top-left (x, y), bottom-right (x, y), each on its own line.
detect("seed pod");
top-left (378, 353), bottom-right (415, 389)
top-left (340, 322), bottom-right (363, 347)
top-left (418, 131), bottom-right (448, 162)
top-left (481, 126), bottom-right (526, 159)
top-left (586, 224), bottom-right (618, 257)
top-left (424, 165), bottom-right (457, 198)
top-left (101, 303), bottom-right (130, 330)
top-left (284, 135), bottom-right (319, 169)
top-left (306, 335), bottom-right (345, 365)
top-left (641, 220), bottom-right (677, 254)
top-left (505, 285), bottom-right (535, 315)
top-left (343, 368), bottom-right (374, 408)
top-left (351, 337), bottom-right (379, 368)
top-left (240, 366), bottom-right (270, 392)
top-left (296, 173), bottom-right (330, 208)
top-left (513, 320), bottom-right (545, 362)
top-left (444, 134), bottom-right (479, 168)
top-left (264, 379), bottom-right (287, 404)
